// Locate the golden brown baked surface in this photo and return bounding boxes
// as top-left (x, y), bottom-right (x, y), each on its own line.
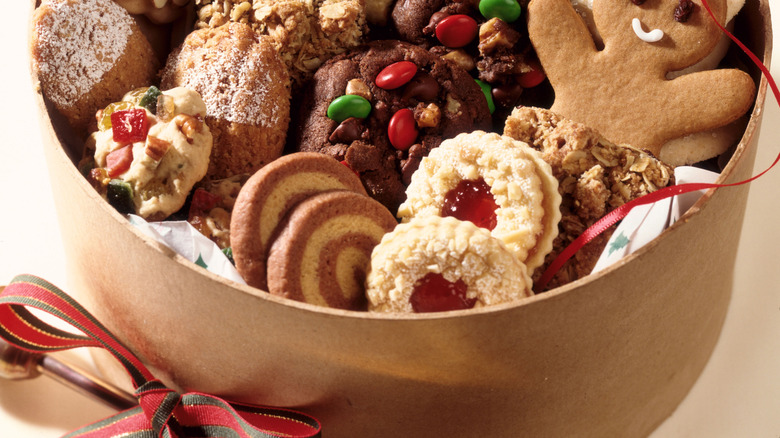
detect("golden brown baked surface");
top-left (30, 0), bottom-right (158, 136)
top-left (160, 22), bottom-right (291, 180)
top-left (504, 106), bottom-right (674, 289)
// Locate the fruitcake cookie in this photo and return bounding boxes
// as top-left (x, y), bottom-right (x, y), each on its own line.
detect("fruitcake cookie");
top-left (291, 40), bottom-right (492, 213)
top-left (366, 215), bottom-right (533, 313)
top-left (85, 87), bottom-right (213, 221)
top-left (504, 106), bottom-right (673, 289)
top-left (397, 130), bottom-right (561, 274)
top-left (31, 0), bottom-right (158, 136)
top-left (194, 0), bottom-right (367, 86)
top-left (161, 23), bottom-right (291, 181)
top-left (231, 152), bottom-right (368, 291)
top-left (267, 190), bottom-right (398, 310)
top-left (187, 174), bottom-right (250, 250)
top-left (114, 0), bottom-right (191, 23)
top-left (526, 0), bottom-right (755, 157)
top-left (391, 0), bottom-right (549, 117)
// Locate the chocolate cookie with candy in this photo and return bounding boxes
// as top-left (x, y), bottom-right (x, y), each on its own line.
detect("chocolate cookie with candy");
top-left (391, 0), bottom-right (550, 120)
top-left (291, 40), bottom-right (492, 213)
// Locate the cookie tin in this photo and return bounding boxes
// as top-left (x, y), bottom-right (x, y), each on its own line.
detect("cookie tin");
top-left (31, 0), bottom-right (771, 436)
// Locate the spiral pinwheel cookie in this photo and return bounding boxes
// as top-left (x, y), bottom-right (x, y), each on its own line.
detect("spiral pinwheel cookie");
top-left (366, 215), bottom-right (533, 313)
top-left (231, 152), bottom-right (368, 291)
top-left (397, 131), bottom-right (561, 273)
top-left (266, 191), bottom-right (398, 310)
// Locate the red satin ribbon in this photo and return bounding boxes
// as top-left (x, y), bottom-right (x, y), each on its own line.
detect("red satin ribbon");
top-left (0, 274), bottom-right (322, 438)
top-left (536, 0), bottom-right (779, 291)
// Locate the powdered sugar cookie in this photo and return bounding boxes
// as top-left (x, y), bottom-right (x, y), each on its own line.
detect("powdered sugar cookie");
top-left (397, 130), bottom-right (561, 273)
top-left (31, 0), bottom-right (158, 136)
top-left (366, 215), bottom-right (533, 313)
top-left (161, 22), bottom-right (291, 180)
top-left (527, 0), bottom-right (755, 157)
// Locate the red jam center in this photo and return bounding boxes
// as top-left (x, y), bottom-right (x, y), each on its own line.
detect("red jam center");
top-left (410, 273), bottom-right (476, 313)
top-left (441, 178), bottom-right (498, 230)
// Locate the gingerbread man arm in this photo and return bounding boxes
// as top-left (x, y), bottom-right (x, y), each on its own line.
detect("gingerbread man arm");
top-left (658, 69), bottom-right (756, 146)
top-left (527, 0), bottom-right (599, 85)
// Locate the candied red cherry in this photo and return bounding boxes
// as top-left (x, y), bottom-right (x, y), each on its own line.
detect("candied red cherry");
top-left (441, 178), bottom-right (498, 230)
top-left (105, 145), bottom-right (133, 178)
top-left (111, 108), bottom-right (149, 144)
top-left (410, 272), bottom-right (476, 313)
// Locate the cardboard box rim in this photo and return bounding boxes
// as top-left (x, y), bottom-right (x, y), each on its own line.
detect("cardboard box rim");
top-left (30, 0), bottom-right (772, 436)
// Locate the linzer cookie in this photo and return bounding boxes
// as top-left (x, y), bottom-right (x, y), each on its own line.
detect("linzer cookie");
top-left (30, 0), bottom-right (159, 136)
top-left (504, 106), bottom-right (674, 289)
top-left (366, 215), bottom-right (533, 313)
top-left (397, 130), bottom-right (561, 273)
top-left (526, 0), bottom-right (755, 158)
top-left (267, 191), bottom-right (398, 310)
top-left (291, 40), bottom-right (492, 213)
top-left (160, 22), bottom-right (291, 180)
top-left (231, 152), bottom-right (368, 291)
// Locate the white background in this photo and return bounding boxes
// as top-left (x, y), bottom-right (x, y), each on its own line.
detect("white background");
top-left (1, 1), bottom-right (779, 436)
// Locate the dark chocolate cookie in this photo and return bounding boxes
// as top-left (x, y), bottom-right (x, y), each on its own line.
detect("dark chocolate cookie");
top-left (391, 0), bottom-right (552, 118)
top-left (290, 40), bottom-right (492, 213)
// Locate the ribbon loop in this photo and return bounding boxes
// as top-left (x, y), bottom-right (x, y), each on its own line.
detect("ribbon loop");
top-left (0, 275), bottom-right (322, 438)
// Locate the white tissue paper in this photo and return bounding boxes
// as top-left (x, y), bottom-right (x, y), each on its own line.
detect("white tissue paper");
top-left (128, 214), bottom-right (246, 284)
top-left (591, 166), bottom-right (720, 273)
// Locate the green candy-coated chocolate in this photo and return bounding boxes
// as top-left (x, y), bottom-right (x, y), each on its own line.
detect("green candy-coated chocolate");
top-left (479, 0), bottom-right (522, 23)
top-left (475, 79), bottom-right (495, 114)
top-left (327, 95), bottom-right (372, 122)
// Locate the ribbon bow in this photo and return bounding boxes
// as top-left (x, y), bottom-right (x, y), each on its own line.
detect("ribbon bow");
top-left (0, 274), bottom-right (322, 438)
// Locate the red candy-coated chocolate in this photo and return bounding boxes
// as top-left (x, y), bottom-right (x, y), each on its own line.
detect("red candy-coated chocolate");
top-left (105, 145), bottom-right (133, 178)
top-left (435, 14), bottom-right (478, 48)
top-left (111, 108), bottom-right (149, 144)
top-left (388, 108), bottom-right (418, 151)
top-left (410, 272), bottom-right (476, 313)
top-left (518, 60), bottom-right (546, 88)
top-left (376, 61), bottom-right (418, 90)
top-left (441, 178), bottom-right (498, 230)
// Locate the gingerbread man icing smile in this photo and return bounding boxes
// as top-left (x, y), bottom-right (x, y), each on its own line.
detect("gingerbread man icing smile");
top-left (527, 0), bottom-right (755, 157)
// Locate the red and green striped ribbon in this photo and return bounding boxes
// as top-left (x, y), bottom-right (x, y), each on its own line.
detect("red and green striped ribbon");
top-left (0, 274), bottom-right (322, 438)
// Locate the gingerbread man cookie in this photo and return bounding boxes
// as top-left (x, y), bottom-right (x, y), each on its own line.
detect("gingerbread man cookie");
top-left (527, 0), bottom-right (755, 157)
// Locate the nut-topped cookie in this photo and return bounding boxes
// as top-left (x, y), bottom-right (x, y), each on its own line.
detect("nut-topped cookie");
top-left (291, 40), bottom-right (492, 213)
top-left (504, 106), bottom-right (674, 289)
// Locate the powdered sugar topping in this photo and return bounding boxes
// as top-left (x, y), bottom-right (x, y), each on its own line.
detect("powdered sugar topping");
top-left (34, 0), bottom-right (133, 107)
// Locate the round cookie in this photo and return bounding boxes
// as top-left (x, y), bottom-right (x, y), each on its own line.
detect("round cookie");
top-left (30, 0), bottom-right (159, 136)
top-left (291, 40), bottom-right (492, 213)
top-left (231, 152), bottom-right (368, 291)
top-left (160, 22), bottom-right (291, 181)
top-left (397, 131), bottom-right (561, 274)
top-left (266, 191), bottom-right (398, 310)
top-left (366, 215), bottom-right (533, 313)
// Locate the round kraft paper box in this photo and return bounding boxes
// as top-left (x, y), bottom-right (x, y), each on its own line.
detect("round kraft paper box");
top-left (30, 0), bottom-right (772, 436)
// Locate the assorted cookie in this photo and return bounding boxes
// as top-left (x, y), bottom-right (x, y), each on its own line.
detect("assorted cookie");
top-left (160, 22), bottom-right (291, 181)
top-left (397, 130), bottom-right (561, 274)
top-left (291, 40), bottom-right (492, 212)
top-left (231, 152), bottom-right (368, 291)
top-left (82, 86), bottom-right (213, 221)
top-left (366, 215), bottom-right (533, 313)
top-left (504, 106), bottom-right (674, 289)
top-left (32, 0), bottom-right (758, 311)
top-left (31, 0), bottom-right (159, 136)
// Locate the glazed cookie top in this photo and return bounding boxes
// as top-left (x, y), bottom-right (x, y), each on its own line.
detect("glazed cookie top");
top-left (397, 130), bottom-right (561, 273)
top-left (292, 40), bottom-right (492, 213)
top-left (366, 215), bottom-right (533, 313)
